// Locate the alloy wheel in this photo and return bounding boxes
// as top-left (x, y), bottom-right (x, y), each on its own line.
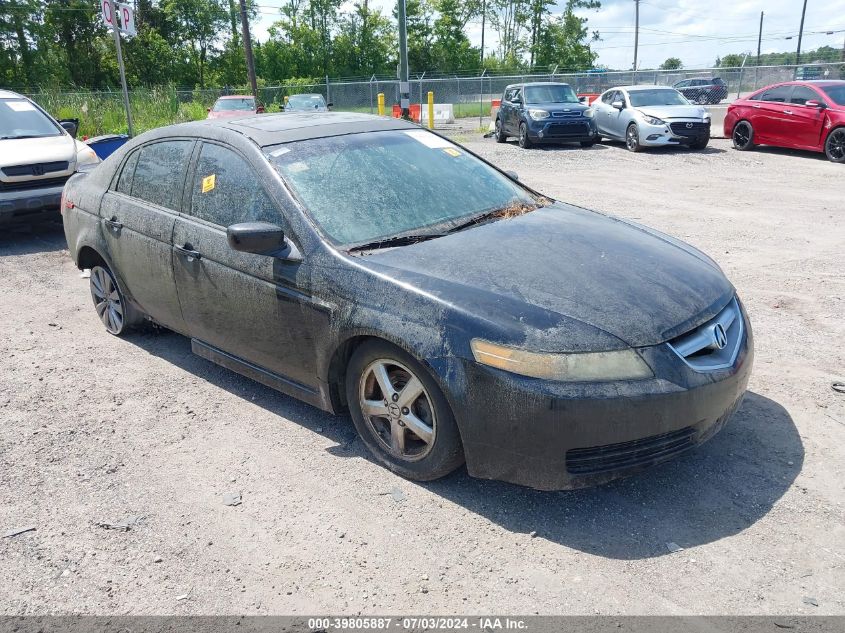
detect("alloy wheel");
top-left (825, 128), bottom-right (845, 163)
top-left (90, 266), bottom-right (124, 334)
top-left (733, 122), bottom-right (752, 150)
top-left (626, 124), bottom-right (639, 151)
top-left (358, 359), bottom-right (436, 462)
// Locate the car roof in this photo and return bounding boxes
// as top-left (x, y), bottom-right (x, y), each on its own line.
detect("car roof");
top-left (0, 89), bottom-right (26, 99)
top-left (146, 112), bottom-right (417, 148)
top-left (504, 82), bottom-right (572, 89)
top-left (216, 94), bottom-right (254, 100)
top-left (611, 85), bottom-right (680, 92)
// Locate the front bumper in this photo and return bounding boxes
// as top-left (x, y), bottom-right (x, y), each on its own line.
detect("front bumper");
top-left (437, 313), bottom-right (753, 491)
top-left (0, 181), bottom-right (66, 226)
top-left (526, 117), bottom-right (597, 143)
top-left (638, 119), bottom-right (711, 147)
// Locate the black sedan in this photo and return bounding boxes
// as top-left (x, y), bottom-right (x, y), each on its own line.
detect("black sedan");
top-left (61, 113), bottom-right (752, 490)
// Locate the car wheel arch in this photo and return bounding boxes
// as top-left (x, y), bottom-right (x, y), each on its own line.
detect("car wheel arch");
top-left (76, 244), bottom-right (110, 272)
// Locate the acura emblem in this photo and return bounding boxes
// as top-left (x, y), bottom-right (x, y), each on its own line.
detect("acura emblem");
top-left (686, 122), bottom-right (694, 129)
top-left (712, 323), bottom-right (728, 349)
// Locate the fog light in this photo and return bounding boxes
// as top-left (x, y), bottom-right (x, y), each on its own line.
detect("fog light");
top-left (538, 130), bottom-right (544, 138)
top-left (647, 134), bottom-right (661, 141)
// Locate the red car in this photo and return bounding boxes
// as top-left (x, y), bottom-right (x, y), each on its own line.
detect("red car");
top-left (724, 80), bottom-right (845, 163)
top-left (206, 95), bottom-right (264, 120)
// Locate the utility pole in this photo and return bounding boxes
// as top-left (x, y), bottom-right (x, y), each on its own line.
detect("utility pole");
top-left (633, 0), bottom-right (640, 72)
top-left (796, 0), bottom-right (808, 65)
top-left (108, 2), bottom-right (134, 137)
top-left (239, 0), bottom-right (258, 102)
top-left (397, 0), bottom-right (410, 119)
top-left (756, 11), bottom-right (764, 66)
top-left (480, 0), bottom-right (486, 67)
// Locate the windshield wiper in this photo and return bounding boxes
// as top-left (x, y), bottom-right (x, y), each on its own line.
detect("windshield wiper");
top-left (0, 134), bottom-right (50, 140)
top-left (347, 232), bottom-right (445, 253)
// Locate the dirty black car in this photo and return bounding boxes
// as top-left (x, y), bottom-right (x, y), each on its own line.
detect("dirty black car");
top-left (494, 82), bottom-right (599, 149)
top-left (62, 112), bottom-right (752, 490)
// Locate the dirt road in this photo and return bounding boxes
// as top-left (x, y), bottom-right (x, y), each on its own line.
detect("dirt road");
top-left (1, 136), bottom-right (843, 616)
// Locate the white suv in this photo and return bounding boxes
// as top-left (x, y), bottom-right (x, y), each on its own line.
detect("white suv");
top-left (1, 90), bottom-right (100, 226)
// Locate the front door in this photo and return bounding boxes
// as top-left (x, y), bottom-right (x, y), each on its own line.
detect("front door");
top-left (787, 85), bottom-right (828, 149)
top-left (171, 141), bottom-right (321, 391)
top-left (99, 140), bottom-right (194, 332)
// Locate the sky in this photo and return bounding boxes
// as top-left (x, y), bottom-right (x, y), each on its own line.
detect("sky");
top-left (250, 0), bottom-right (845, 71)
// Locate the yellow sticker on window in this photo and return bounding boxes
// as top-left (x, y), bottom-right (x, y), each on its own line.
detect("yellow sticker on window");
top-left (201, 174), bottom-right (216, 193)
top-left (443, 147), bottom-right (461, 157)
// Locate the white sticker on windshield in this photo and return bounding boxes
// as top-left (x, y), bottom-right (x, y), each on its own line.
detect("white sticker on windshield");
top-left (287, 161), bottom-right (309, 173)
top-left (269, 147), bottom-right (290, 157)
top-left (7, 100), bottom-right (36, 112)
top-left (403, 129), bottom-right (455, 149)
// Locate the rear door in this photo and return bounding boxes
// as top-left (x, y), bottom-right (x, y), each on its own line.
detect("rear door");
top-left (100, 140), bottom-right (193, 332)
top-left (171, 141), bottom-right (320, 390)
top-left (753, 85), bottom-right (793, 145)
top-left (786, 85), bottom-right (827, 149)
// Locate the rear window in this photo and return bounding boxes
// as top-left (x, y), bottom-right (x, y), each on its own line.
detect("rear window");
top-left (213, 98), bottom-right (255, 112)
top-left (131, 141), bottom-right (193, 210)
top-left (0, 98), bottom-right (62, 139)
top-left (759, 86), bottom-right (792, 103)
top-left (712, 78), bottom-right (726, 85)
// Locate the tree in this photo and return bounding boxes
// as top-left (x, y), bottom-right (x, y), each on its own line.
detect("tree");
top-left (488, 0), bottom-right (530, 66)
top-left (719, 53), bottom-right (745, 68)
top-left (532, 0), bottom-right (600, 71)
top-left (660, 57), bottom-right (683, 70)
top-left (162, 0), bottom-right (229, 87)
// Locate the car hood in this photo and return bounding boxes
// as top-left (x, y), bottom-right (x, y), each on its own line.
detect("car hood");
top-left (0, 134), bottom-right (76, 170)
top-left (358, 204), bottom-right (734, 349)
top-left (637, 104), bottom-right (708, 120)
top-left (526, 102), bottom-right (590, 114)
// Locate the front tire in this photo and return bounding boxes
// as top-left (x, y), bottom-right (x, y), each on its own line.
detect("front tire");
top-left (625, 123), bottom-right (641, 152)
top-left (824, 127), bottom-right (845, 163)
top-left (580, 139), bottom-right (596, 148)
top-left (346, 340), bottom-right (464, 481)
top-left (689, 137), bottom-right (709, 150)
top-left (518, 122), bottom-right (533, 149)
top-left (494, 117), bottom-right (507, 143)
top-left (732, 120), bottom-right (755, 151)
top-left (89, 265), bottom-right (141, 335)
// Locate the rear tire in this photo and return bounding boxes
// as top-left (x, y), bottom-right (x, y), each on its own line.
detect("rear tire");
top-left (824, 127), bottom-right (845, 163)
top-left (732, 120), bottom-right (755, 151)
top-left (89, 265), bottom-right (141, 336)
top-left (518, 122), bottom-right (533, 149)
top-left (346, 340), bottom-right (464, 481)
top-left (494, 118), bottom-right (507, 143)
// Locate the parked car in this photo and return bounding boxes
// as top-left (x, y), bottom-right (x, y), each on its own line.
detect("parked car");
top-left (724, 81), bottom-right (845, 163)
top-left (207, 95), bottom-right (263, 119)
top-left (284, 93), bottom-right (330, 112)
top-left (673, 77), bottom-right (728, 104)
top-left (592, 86), bottom-right (711, 151)
top-left (0, 89), bottom-right (100, 226)
top-left (62, 112), bottom-right (752, 491)
top-left (494, 82), bottom-right (598, 149)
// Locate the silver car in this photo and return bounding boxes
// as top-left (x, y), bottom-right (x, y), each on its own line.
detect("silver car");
top-left (592, 86), bottom-right (712, 152)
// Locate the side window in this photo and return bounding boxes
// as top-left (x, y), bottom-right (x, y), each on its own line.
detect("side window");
top-left (676, 80), bottom-right (688, 88)
top-left (601, 91), bottom-right (614, 104)
top-left (189, 142), bottom-right (282, 228)
top-left (504, 88), bottom-right (515, 102)
top-left (115, 150), bottom-right (139, 195)
top-left (759, 85), bottom-right (791, 103)
top-left (131, 140), bottom-right (193, 209)
top-left (511, 88), bottom-right (522, 102)
top-left (790, 86), bottom-right (820, 105)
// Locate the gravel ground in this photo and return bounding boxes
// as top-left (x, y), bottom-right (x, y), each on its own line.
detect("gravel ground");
top-left (0, 134), bottom-right (843, 616)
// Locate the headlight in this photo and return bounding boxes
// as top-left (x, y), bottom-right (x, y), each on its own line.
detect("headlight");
top-left (528, 109), bottom-right (550, 121)
top-left (75, 145), bottom-right (100, 167)
top-left (642, 114), bottom-right (665, 126)
top-left (702, 112), bottom-right (711, 121)
top-left (583, 108), bottom-right (595, 118)
top-left (470, 339), bottom-right (653, 382)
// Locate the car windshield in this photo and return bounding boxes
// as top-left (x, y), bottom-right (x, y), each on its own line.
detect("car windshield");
top-left (523, 84), bottom-right (578, 104)
top-left (628, 89), bottom-right (690, 107)
top-left (821, 85), bottom-right (845, 106)
top-left (287, 94), bottom-right (326, 109)
top-left (266, 130), bottom-right (536, 246)
top-left (0, 98), bottom-right (61, 139)
top-left (213, 98), bottom-right (255, 112)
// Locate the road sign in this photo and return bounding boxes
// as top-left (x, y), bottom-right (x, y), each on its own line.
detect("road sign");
top-left (101, 0), bottom-right (136, 37)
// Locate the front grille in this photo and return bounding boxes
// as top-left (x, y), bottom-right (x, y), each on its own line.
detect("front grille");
top-left (566, 427), bottom-right (696, 475)
top-left (551, 111), bottom-right (582, 118)
top-left (2, 161), bottom-right (69, 177)
top-left (668, 297), bottom-right (743, 371)
top-left (0, 175), bottom-right (71, 192)
top-left (547, 121), bottom-right (590, 137)
top-left (670, 122), bottom-right (709, 137)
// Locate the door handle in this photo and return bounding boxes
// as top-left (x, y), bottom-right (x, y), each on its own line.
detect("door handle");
top-left (104, 217), bottom-right (122, 230)
top-left (175, 244), bottom-right (202, 261)
top-left (783, 110), bottom-right (794, 115)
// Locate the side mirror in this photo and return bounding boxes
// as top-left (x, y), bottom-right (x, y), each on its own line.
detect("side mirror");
top-left (326, 102), bottom-right (333, 108)
top-left (59, 119), bottom-right (78, 138)
top-left (805, 100), bottom-right (826, 109)
top-left (256, 105), bottom-right (266, 114)
top-left (578, 96), bottom-right (587, 103)
top-left (504, 170), bottom-right (519, 181)
top-left (227, 222), bottom-right (287, 256)
top-left (611, 100), bottom-right (625, 110)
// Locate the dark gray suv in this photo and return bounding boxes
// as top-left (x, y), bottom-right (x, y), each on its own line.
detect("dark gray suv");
top-left (494, 82), bottom-right (598, 149)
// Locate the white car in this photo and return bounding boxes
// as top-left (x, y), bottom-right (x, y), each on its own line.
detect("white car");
top-left (592, 86), bottom-right (712, 152)
top-left (0, 90), bottom-right (100, 226)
